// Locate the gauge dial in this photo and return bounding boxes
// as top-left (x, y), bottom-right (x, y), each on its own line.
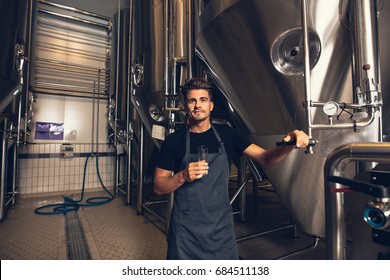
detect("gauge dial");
top-left (323, 101), bottom-right (339, 116)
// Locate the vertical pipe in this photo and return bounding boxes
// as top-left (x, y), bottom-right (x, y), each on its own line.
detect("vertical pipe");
top-left (351, 0), bottom-right (381, 102)
top-left (126, 0), bottom-right (134, 205)
top-left (91, 81), bottom-right (96, 153)
top-left (115, 149), bottom-right (120, 195)
top-left (136, 123), bottom-right (144, 214)
top-left (164, 0), bottom-right (173, 232)
top-left (14, 94), bottom-right (23, 206)
top-left (239, 156), bottom-right (247, 222)
top-left (114, 0), bottom-right (121, 195)
top-left (96, 70), bottom-right (101, 153)
top-left (163, 0), bottom-right (170, 100)
top-left (11, 140), bottom-right (17, 207)
top-left (23, 0), bottom-right (34, 145)
top-left (0, 118), bottom-right (9, 221)
top-left (351, 0), bottom-right (382, 175)
top-left (187, 0), bottom-right (193, 78)
top-left (300, 0), bottom-right (313, 154)
top-left (126, 121), bottom-right (133, 205)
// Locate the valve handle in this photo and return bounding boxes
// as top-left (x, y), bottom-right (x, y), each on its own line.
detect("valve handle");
top-left (276, 138), bottom-right (318, 147)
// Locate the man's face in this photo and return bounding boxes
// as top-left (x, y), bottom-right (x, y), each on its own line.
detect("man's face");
top-left (185, 89), bottom-right (214, 123)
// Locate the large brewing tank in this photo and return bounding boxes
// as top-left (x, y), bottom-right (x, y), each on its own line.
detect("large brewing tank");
top-left (194, 0), bottom-right (386, 237)
top-left (0, 0), bottom-right (28, 109)
top-left (111, 0), bottom-right (189, 180)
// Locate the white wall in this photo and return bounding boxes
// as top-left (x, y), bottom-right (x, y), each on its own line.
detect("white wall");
top-left (30, 94), bottom-right (109, 144)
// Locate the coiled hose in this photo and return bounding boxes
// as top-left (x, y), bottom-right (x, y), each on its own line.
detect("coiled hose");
top-left (34, 153), bottom-right (114, 215)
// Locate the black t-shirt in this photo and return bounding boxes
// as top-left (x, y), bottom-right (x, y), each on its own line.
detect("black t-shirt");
top-left (156, 124), bottom-right (252, 173)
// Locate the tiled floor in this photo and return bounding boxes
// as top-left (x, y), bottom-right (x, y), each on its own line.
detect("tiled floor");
top-left (0, 185), bottom-right (326, 260)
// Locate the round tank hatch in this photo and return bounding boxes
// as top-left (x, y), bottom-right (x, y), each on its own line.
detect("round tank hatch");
top-left (149, 104), bottom-right (165, 122)
top-left (271, 27), bottom-right (321, 75)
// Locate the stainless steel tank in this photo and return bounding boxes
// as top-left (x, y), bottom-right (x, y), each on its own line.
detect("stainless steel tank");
top-left (0, 0), bottom-right (28, 110)
top-left (193, 0), bottom-right (387, 237)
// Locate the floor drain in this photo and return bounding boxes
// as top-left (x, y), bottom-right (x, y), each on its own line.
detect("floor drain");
top-left (64, 211), bottom-right (91, 260)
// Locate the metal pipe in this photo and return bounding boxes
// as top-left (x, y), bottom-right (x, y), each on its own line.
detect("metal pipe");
top-left (301, 0), bottom-right (313, 154)
top-left (163, 0), bottom-right (170, 98)
top-left (351, 0), bottom-right (381, 106)
top-left (310, 107), bottom-right (376, 130)
top-left (0, 118), bottom-right (9, 221)
top-left (114, 0), bottom-right (121, 196)
top-left (163, 0), bottom-right (174, 233)
top-left (126, 122), bottom-right (133, 205)
top-left (117, 186), bottom-right (126, 195)
top-left (304, 0), bottom-right (381, 139)
top-left (239, 156), bottom-right (247, 222)
top-left (96, 70), bottom-right (101, 153)
top-left (324, 143), bottom-right (390, 259)
top-left (91, 81), bottom-right (96, 153)
top-left (311, 101), bottom-right (373, 110)
top-left (136, 123), bottom-right (144, 214)
top-left (126, 0), bottom-right (134, 205)
top-left (24, 0), bottom-right (35, 145)
top-left (172, 57), bottom-right (186, 98)
top-left (141, 203), bottom-right (167, 224)
top-left (187, 0), bottom-right (193, 78)
top-left (15, 90), bottom-right (24, 207)
top-left (230, 172), bottom-right (251, 205)
top-left (237, 224), bottom-right (294, 242)
top-left (277, 237), bottom-right (319, 260)
top-left (0, 85), bottom-right (22, 113)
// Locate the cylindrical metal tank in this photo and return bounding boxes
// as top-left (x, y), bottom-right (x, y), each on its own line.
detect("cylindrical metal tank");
top-left (193, 0), bottom-right (386, 237)
top-left (0, 0), bottom-right (28, 107)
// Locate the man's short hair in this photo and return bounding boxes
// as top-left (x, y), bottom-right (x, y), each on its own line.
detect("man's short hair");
top-left (180, 77), bottom-right (214, 101)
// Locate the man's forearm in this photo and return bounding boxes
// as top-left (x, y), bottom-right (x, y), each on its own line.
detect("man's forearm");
top-left (153, 169), bottom-right (187, 195)
top-left (262, 146), bottom-right (294, 166)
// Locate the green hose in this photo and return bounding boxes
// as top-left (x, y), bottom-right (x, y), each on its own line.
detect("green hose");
top-left (34, 153), bottom-right (114, 215)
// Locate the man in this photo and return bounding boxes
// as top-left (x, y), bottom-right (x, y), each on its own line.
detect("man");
top-left (154, 77), bottom-right (309, 260)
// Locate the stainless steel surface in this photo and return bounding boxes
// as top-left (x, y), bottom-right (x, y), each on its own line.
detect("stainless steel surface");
top-left (193, 0), bottom-right (385, 237)
top-left (351, 0), bottom-right (381, 103)
top-left (324, 143), bottom-right (390, 259)
top-left (118, 0), bottom-right (191, 231)
top-left (0, 0), bottom-right (28, 220)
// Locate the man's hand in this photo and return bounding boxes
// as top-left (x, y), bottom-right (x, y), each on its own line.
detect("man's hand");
top-left (182, 160), bottom-right (209, 182)
top-left (283, 130), bottom-right (309, 149)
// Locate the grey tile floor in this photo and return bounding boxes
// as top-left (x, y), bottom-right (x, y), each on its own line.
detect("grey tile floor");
top-left (0, 193), bottom-right (167, 260)
top-left (0, 186), bottom-right (326, 260)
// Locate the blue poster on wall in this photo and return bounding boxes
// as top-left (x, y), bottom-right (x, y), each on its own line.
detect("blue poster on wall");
top-left (35, 122), bottom-right (64, 140)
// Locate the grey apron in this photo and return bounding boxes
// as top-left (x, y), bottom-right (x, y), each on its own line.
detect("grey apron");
top-left (167, 126), bottom-right (239, 260)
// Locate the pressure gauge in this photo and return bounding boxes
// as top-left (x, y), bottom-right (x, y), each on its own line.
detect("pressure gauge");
top-left (323, 101), bottom-right (339, 116)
